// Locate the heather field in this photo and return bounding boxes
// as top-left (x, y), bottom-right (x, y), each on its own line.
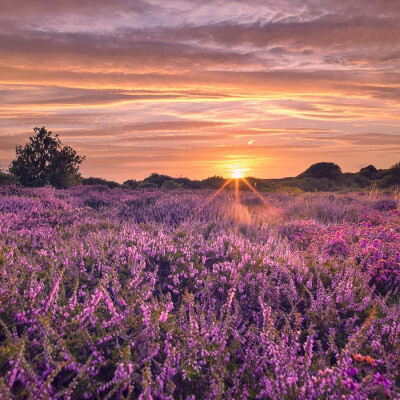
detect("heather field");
top-left (0, 186), bottom-right (399, 400)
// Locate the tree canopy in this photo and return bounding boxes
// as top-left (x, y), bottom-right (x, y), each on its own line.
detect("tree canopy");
top-left (299, 162), bottom-right (343, 180)
top-left (10, 127), bottom-right (84, 188)
top-left (386, 162), bottom-right (400, 185)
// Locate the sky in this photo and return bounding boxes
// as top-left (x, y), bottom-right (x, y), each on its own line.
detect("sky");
top-left (1, 0), bottom-right (400, 181)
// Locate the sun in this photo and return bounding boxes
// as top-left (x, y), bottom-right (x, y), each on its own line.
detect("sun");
top-left (231, 169), bottom-right (244, 179)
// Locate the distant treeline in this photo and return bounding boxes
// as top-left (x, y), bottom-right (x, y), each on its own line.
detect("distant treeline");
top-left (1, 161), bottom-right (399, 192)
top-left (3, 127), bottom-right (400, 192)
top-left (30, 162), bottom-right (400, 192)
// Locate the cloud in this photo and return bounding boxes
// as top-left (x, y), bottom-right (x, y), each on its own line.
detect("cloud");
top-left (0, 30), bottom-right (263, 74)
top-left (160, 17), bottom-right (400, 51)
top-left (1, 0), bottom-right (400, 180)
top-left (0, 0), bottom-right (157, 30)
top-left (303, 132), bottom-right (400, 146)
top-left (58, 120), bottom-right (229, 137)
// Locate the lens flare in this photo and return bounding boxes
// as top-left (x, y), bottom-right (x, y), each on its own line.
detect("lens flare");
top-left (231, 169), bottom-right (244, 179)
top-left (183, 167), bottom-right (271, 227)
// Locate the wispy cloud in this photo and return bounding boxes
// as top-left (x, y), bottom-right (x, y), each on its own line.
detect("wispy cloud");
top-left (1, 0), bottom-right (399, 180)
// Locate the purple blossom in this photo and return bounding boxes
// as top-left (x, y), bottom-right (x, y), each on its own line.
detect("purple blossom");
top-left (0, 187), bottom-right (399, 399)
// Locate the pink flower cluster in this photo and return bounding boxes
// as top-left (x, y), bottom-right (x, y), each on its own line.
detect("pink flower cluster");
top-left (0, 186), bottom-right (398, 399)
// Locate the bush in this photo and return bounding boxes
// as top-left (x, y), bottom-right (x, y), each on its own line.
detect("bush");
top-left (143, 173), bottom-right (173, 188)
top-left (123, 179), bottom-right (139, 189)
top-left (359, 165), bottom-right (378, 179)
top-left (344, 174), bottom-right (370, 188)
top-left (175, 177), bottom-right (202, 189)
top-left (82, 177), bottom-right (121, 189)
top-left (138, 181), bottom-right (158, 189)
top-left (161, 180), bottom-right (183, 190)
top-left (299, 162), bottom-right (343, 180)
top-left (0, 172), bottom-right (19, 186)
top-left (385, 162), bottom-right (400, 186)
top-left (52, 172), bottom-right (82, 188)
top-left (201, 176), bottom-right (226, 189)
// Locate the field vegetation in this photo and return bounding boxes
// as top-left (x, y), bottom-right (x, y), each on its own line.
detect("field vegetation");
top-left (0, 186), bottom-right (399, 399)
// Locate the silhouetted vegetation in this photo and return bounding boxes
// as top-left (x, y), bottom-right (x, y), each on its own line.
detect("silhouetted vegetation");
top-left (0, 172), bottom-right (19, 186)
top-left (385, 162), bottom-right (400, 186)
top-left (120, 162), bottom-right (399, 192)
top-left (9, 127), bottom-right (84, 188)
top-left (201, 176), bottom-right (226, 189)
top-left (133, 173), bottom-right (202, 189)
top-left (82, 177), bottom-right (120, 189)
top-left (359, 165), bottom-right (378, 179)
top-left (123, 179), bottom-right (139, 189)
top-left (299, 162), bottom-right (342, 180)
top-left (4, 160), bottom-right (400, 192)
top-left (2, 127), bottom-right (400, 192)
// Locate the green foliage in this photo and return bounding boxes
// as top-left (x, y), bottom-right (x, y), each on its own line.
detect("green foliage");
top-left (123, 179), bottom-right (139, 189)
top-left (385, 162), bottom-right (400, 185)
top-left (174, 177), bottom-right (202, 189)
top-left (143, 173), bottom-right (174, 188)
top-left (118, 161), bottom-right (400, 192)
top-left (138, 181), bottom-right (159, 189)
top-left (201, 176), bottom-right (226, 189)
top-left (299, 162), bottom-right (343, 180)
top-left (139, 174), bottom-right (202, 189)
top-left (346, 174), bottom-right (371, 188)
top-left (0, 172), bottom-right (19, 186)
top-left (359, 165), bottom-right (378, 179)
top-left (82, 177), bottom-right (121, 189)
top-left (10, 127), bottom-right (84, 188)
top-left (161, 180), bottom-right (183, 190)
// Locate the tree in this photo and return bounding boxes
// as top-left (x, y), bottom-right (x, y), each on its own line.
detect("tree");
top-left (123, 179), bottom-right (139, 189)
top-left (385, 161), bottom-right (400, 185)
top-left (82, 177), bottom-right (121, 189)
top-left (299, 162), bottom-right (342, 180)
top-left (10, 127), bottom-right (84, 188)
top-left (201, 176), bottom-right (226, 189)
top-left (359, 165), bottom-right (378, 179)
top-left (161, 179), bottom-right (182, 190)
top-left (0, 172), bottom-right (19, 186)
top-left (143, 173), bottom-right (173, 188)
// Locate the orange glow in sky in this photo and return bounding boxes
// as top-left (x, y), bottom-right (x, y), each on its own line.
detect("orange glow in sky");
top-left (0, 1), bottom-right (399, 181)
top-left (231, 169), bottom-right (245, 179)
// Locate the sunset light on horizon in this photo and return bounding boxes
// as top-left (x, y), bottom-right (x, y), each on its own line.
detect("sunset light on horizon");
top-left (2, 3), bottom-right (400, 396)
top-left (231, 168), bottom-right (245, 179)
top-left (1, 0), bottom-right (400, 181)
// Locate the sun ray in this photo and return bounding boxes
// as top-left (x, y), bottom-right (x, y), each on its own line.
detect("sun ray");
top-left (193, 178), bottom-right (233, 217)
top-left (180, 173), bottom-right (273, 228)
top-left (234, 176), bottom-right (240, 220)
top-left (231, 169), bottom-right (245, 179)
top-left (241, 178), bottom-right (269, 206)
